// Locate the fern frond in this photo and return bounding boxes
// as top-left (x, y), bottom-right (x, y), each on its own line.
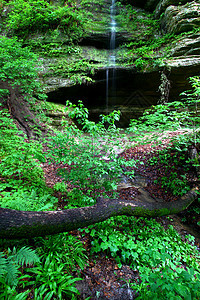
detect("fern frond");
top-left (5, 259), bottom-right (19, 287)
top-left (15, 246), bottom-right (40, 266)
top-left (0, 252), bottom-right (7, 278)
top-left (4, 246), bottom-right (40, 287)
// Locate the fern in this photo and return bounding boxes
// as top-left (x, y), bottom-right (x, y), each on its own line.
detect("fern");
top-left (5, 260), bottom-right (20, 287)
top-left (0, 246), bottom-right (39, 289)
top-left (0, 252), bottom-right (7, 278)
top-left (10, 246), bottom-right (40, 266)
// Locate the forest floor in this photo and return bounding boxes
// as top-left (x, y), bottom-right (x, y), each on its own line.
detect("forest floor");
top-left (41, 129), bottom-right (200, 300)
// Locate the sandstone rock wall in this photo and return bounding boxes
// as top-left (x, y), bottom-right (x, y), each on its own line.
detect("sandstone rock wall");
top-left (160, 1), bottom-right (200, 34)
top-left (43, 0), bottom-right (200, 116)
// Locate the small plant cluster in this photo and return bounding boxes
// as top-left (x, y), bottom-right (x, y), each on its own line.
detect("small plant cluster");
top-left (28, 41), bottom-right (81, 57)
top-left (83, 216), bottom-right (200, 299)
top-left (128, 102), bottom-right (190, 134)
top-left (48, 57), bottom-right (95, 85)
top-left (134, 265), bottom-right (200, 299)
top-left (128, 76), bottom-right (200, 133)
top-left (0, 107), bottom-right (58, 211)
top-left (46, 47), bottom-right (109, 84)
top-left (0, 233), bottom-right (87, 299)
top-left (26, 233), bottom-right (87, 299)
top-left (116, 2), bottom-right (159, 39)
top-left (4, 0), bottom-right (84, 42)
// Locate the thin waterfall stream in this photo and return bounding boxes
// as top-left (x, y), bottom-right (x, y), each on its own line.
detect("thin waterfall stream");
top-left (106, 0), bottom-right (117, 112)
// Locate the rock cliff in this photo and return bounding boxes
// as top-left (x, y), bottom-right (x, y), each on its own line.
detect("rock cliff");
top-left (30, 0), bottom-right (200, 121)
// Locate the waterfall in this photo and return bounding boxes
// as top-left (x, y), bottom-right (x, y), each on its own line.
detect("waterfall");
top-left (106, 0), bottom-right (117, 111)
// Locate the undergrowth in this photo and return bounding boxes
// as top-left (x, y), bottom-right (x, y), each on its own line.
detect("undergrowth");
top-left (82, 216), bottom-right (200, 299)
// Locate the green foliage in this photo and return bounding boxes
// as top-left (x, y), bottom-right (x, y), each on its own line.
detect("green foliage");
top-left (25, 234), bottom-right (87, 299)
top-left (35, 233), bottom-right (88, 273)
top-left (5, 0), bottom-right (84, 41)
top-left (0, 246), bottom-right (39, 299)
top-left (127, 76), bottom-right (200, 199)
top-left (0, 108), bottom-right (44, 179)
top-left (116, 3), bottom-right (159, 38)
top-left (0, 107), bottom-right (58, 211)
top-left (0, 234), bottom-right (87, 299)
top-left (0, 1), bottom-right (6, 15)
top-left (148, 145), bottom-right (191, 196)
top-left (0, 187), bottom-right (58, 211)
top-left (48, 57), bottom-right (95, 84)
top-left (46, 101), bottom-right (135, 207)
top-left (84, 216), bottom-right (200, 298)
top-left (84, 216), bottom-right (200, 273)
top-left (28, 41), bottom-right (81, 57)
top-left (128, 101), bottom-right (191, 133)
top-left (133, 266), bottom-right (200, 299)
top-left (27, 254), bottom-right (81, 299)
top-left (0, 36), bottom-right (45, 98)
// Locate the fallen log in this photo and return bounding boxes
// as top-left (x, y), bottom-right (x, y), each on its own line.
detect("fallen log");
top-left (0, 188), bottom-right (197, 239)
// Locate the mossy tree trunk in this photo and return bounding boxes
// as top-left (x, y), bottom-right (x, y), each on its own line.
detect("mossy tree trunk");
top-left (0, 189), bottom-right (197, 239)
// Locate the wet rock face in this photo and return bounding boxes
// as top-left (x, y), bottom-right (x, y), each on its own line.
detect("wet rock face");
top-left (47, 69), bottom-right (160, 126)
top-left (154, 0), bottom-right (200, 76)
top-left (170, 33), bottom-right (200, 57)
top-left (79, 32), bottom-right (131, 49)
top-left (154, 0), bottom-right (190, 18)
top-left (47, 69), bottom-right (160, 108)
top-left (144, 0), bottom-right (161, 11)
top-left (161, 1), bottom-right (200, 35)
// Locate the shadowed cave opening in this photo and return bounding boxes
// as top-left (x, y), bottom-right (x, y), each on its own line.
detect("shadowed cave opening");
top-left (47, 69), bottom-right (160, 127)
top-left (46, 66), bottom-right (198, 127)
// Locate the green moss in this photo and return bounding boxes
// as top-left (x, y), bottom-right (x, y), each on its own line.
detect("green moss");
top-left (119, 205), bottom-right (177, 218)
top-left (42, 102), bottom-right (66, 113)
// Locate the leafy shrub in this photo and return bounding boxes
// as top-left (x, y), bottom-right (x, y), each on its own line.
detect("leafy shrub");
top-left (128, 101), bottom-right (191, 133)
top-left (48, 57), bottom-right (95, 85)
top-left (0, 108), bottom-right (44, 179)
top-left (0, 186), bottom-right (58, 211)
top-left (86, 216), bottom-right (200, 297)
top-left (35, 233), bottom-right (88, 273)
top-left (6, 0), bottom-right (84, 41)
top-left (0, 107), bottom-right (58, 211)
top-left (46, 101), bottom-right (135, 206)
top-left (0, 36), bottom-right (43, 97)
top-left (27, 254), bottom-right (82, 299)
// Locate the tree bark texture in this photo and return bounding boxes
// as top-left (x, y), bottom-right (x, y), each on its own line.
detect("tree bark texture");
top-left (0, 189), bottom-right (197, 239)
top-left (0, 80), bottom-right (46, 138)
